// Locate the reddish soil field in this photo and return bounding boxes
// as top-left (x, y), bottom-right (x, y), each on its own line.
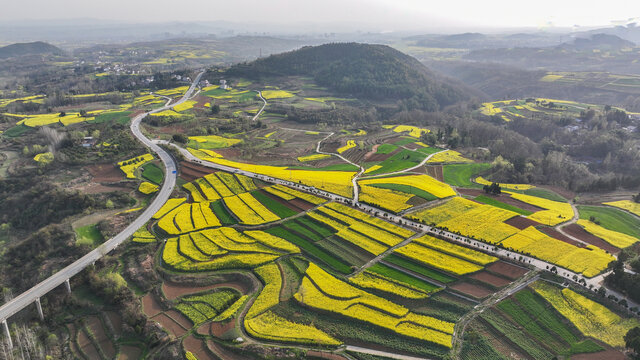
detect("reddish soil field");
top-left (539, 227), bottom-right (584, 247)
top-left (486, 261), bottom-right (529, 280)
top-left (208, 340), bottom-right (246, 360)
top-left (129, 110), bottom-right (145, 118)
top-left (162, 281), bottom-right (248, 300)
top-left (106, 311), bottom-right (123, 335)
top-left (141, 293), bottom-right (163, 317)
top-left (307, 350), bottom-right (349, 360)
top-left (426, 165), bottom-right (444, 182)
top-left (365, 149), bottom-right (396, 162)
top-left (166, 309), bottom-right (194, 330)
top-left (457, 188), bottom-right (544, 213)
top-left (209, 320), bottom-right (236, 337)
top-left (86, 316), bottom-right (116, 359)
top-left (184, 335), bottom-right (216, 360)
top-left (86, 164), bottom-right (123, 182)
top-left (77, 329), bottom-right (101, 359)
top-left (571, 350), bottom-right (626, 360)
top-left (151, 313), bottom-right (187, 337)
top-left (563, 224), bottom-right (620, 254)
top-left (363, 144), bottom-right (380, 161)
top-left (504, 216), bottom-right (542, 230)
top-left (289, 197), bottom-right (316, 211)
top-left (259, 189), bottom-right (304, 212)
top-left (118, 345), bottom-right (142, 360)
top-left (469, 271), bottom-right (512, 288)
top-left (449, 282), bottom-right (493, 299)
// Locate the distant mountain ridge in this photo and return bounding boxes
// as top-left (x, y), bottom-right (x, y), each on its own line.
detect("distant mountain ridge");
top-left (0, 41), bottom-right (64, 59)
top-left (227, 42), bottom-right (470, 111)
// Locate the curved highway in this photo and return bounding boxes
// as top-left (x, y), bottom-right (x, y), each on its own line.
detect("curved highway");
top-left (0, 71), bottom-right (204, 323)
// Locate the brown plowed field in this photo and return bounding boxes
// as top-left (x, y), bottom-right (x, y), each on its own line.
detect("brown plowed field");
top-left (151, 313), bottom-right (187, 337)
top-left (118, 345), bottom-right (142, 360)
top-left (457, 188), bottom-right (544, 213)
top-left (449, 282), bottom-right (493, 299)
top-left (426, 165), bottom-right (444, 182)
top-left (66, 324), bottom-right (83, 358)
top-left (259, 189), bottom-right (304, 212)
top-left (142, 293), bottom-right (164, 317)
top-left (469, 271), bottom-right (512, 288)
top-left (486, 261), bottom-right (529, 280)
top-left (289, 197), bottom-right (316, 211)
top-left (209, 320), bottom-right (236, 337)
top-left (184, 335), bottom-right (216, 360)
top-left (87, 316), bottom-right (116, 359)
top-left (87, 164), bottom-right (123, 182)
top-left (571, 349), bottom-right (625, 360)
top-left (563, 224), bottom-right (620, 254)
top-left (504, 216), bottom-right (542, 230)
top-left (77, 329), bottom-right (101, 359)
top-left (166, 309), bottom-right (193, 330)
top-left (106, 311), bottom-right (123, 335)
top-left (539, 227), bottom-right (584, 247)
top-left (162, 281), bottom-right (249, 300)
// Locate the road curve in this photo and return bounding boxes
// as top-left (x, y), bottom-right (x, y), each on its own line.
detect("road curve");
top-left (0, 71), bottom-right (204, 323)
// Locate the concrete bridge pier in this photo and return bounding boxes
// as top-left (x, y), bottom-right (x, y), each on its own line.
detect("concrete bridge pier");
top-left (2, 319), bottom-right (11, 350)
top-left (65, 279), bottom-right (71, 294)
top-left (35, 298), bottom-right (44, 321)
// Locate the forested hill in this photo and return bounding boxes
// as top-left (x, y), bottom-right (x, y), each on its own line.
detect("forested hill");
top-left (227, 42), bottom-right (470, 111)
top-left (0, 41), bottom-right (64, 59)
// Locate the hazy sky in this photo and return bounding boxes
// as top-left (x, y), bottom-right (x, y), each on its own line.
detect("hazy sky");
top-left (3, 0), bottom-right (639, 31)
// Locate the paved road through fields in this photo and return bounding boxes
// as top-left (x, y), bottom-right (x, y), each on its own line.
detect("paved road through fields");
top-left (0, 71), bottom-right (204, 323)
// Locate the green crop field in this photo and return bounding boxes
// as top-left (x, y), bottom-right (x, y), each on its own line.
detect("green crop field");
top-left (383, 254), bottom-right (457, 284)
top-left (75, 224), bottom-right (104, 247)
top-left (443, 163), bottom-right (491, 187)
top-left (90, 111), bottom-right (132, 124)
top-left (523, 188), bottom-right (567, 202)
top-left (141, 163), bottom-right (164, 184)
top-left (578, 205), bottom-right (640, 238)
top-left (366, 149), bottom-right (426, 175)
top-left (474, 195), bottom-right (533, 216)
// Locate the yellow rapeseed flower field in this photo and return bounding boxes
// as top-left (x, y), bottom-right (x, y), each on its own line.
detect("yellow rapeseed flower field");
top-left (350, 272), bottom-right (431, 299)
top-left (198, 157), bottom-right (355, 197)
top-left (138, 181), bottom-right (159, 194)
top-left (501, 226), bottom-right (613, 277)
top-left (153, 198), bottom-right (186, 219)
top-left (295, 264), bottom-right (454, 347)
top-left (395, 242), bottom-right (484, 275)
top-left (360, 174), bottom-right (456, 199)
top-left (245, 310), bottom-right (342, 345)
top-left (337, 140), bottom-right (356, 154)
top-left (388, 125), bottom-right (430, 138)
top-left (576, 219), bottom-right (638, 249)
top-left (427, 150), bottom-right (472, 164)
top-left (117, 153), bottom-right (153, 179)
top-left (358, 185), bottom-right (414, 212)
top-left (507, 191), bottom-right (574, 226)
top-left (261, 89), bottom-right (295, 99)
top-left (297, 153), bottom-right (331, 162)
top-left (603, 200), bottom-right (640, 217)
top-left (172, 100), bottom-right (198, 112)
top-left (532, 282), bottom-right (639, 347)
top-left (475, 176), bottom-right (535, 190)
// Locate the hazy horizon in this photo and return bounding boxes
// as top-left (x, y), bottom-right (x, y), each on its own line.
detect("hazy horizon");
top-left (3, 0), bottom-right (639, 33)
